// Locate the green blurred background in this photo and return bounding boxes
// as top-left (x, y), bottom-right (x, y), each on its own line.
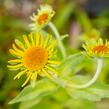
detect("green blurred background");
top-left (0, 0), bottom-right (109, 109)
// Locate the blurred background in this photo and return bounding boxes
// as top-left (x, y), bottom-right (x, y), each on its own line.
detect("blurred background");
top-left (0, 0), bottom-right (109, 109)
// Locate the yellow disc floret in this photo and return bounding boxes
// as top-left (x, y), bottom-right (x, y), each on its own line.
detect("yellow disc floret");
top-left (30, 5), bottom-right (55, 30)
top-left (92, 45), bottom-right (109, 54)
top-left (83, 38), bottom-right (109, 57)
top-left (23, 47), bottom-right (48, 71)
top-left (37, 13), bottom-right (49, 25)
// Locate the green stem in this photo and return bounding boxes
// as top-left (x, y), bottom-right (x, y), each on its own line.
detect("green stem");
top-left (49, 59), bottom-right (103, 89)
top-left (48, 22), bottom-right (66, 59)
top-left (67, 59), bottom-right (103, 89)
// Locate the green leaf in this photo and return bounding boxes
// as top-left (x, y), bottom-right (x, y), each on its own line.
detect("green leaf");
top-left (64, 99), bottom-right (96, 109)
top-left (29, 100), bottom-right (63, 109)
top-left (57, 53), bottom-right (87, 78)
top-left (75, 9), bottom-right (92, 32)
top-left (9, 78), bottom-right (57, 104)
top-left (61, 34), bottom-right (69, 41)
top-left (19, 98), bottom-right (42, 109)
top-left (66, 76), bottom-right (109, 101)
top-left (54, 3), bottom-right (74, 30)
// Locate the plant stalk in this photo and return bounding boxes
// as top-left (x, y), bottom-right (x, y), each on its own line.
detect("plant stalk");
top-left (48, 22), bottom-right (66, 59)
top-left (67, 58), bottom-right (103, 89)
top-left (49, 59), bottom-right (103, 89)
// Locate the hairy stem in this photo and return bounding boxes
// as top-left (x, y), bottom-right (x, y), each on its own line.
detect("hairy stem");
top-left (48, 22), bottom-right (66, 59)
top-left (67, 58), bottom-right (103, 89)
top-left (49, 59), bottom-right (103, 89)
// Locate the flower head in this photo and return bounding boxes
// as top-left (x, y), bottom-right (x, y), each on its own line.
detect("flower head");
top-left (8, 32), bottom-right (59, 87)
top-left (81, 29), bottom-right (100, 43)
top-left (83, 38), bottom-right (109, 58)
top-left (30, 5), bottom-right (55, 30)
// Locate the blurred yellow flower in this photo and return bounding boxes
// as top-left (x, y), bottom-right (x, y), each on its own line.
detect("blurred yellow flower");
top-left (8, 32), bottom-right (59, 87)
top-left (30, 5), bottom-right (55, 30)
top-left (81, 29), bottom-right (100, 43)
top-left (83, 38), bottom-right (109, 58)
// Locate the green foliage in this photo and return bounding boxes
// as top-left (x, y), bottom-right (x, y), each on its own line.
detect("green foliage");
top-left (58, 53), bottom-right (88, 78)
top-left (75, 9), bottom-right (92, 32)
top-left (9, 52), bottom-right (109, 108)
top-left (1, 0), bottom-right (109, 109)
top-left (54, 3), bottom-right (74, 30)
top-left (66, 76), bottom-right (109, 101)
top-left (9, 79), bottom-right (57, 104)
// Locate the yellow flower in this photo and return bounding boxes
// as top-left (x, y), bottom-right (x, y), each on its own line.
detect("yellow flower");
top-left (83, 38), bottom-right (109, 58)
top-left (81, 29), bottom-right (100, 43)
top-left (30, 5), bottom-right (55, 30)
top-left (8, 32), bottom-right (59, 87)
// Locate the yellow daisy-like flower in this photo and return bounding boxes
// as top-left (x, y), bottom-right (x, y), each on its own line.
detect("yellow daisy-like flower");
top-left (8, 32), bottom-right (59, 87)
top-left (81, 29), bottom-right (100, 43)
top-left (83, 38), bottom-right (109, 58)
top-left (30, 5), bottom-right (55, 30)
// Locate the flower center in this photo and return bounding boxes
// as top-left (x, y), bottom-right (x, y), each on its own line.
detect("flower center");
top-left (37, 13), bottom-right (48, 25)
top-left (23, 47), bottom-right (48, 71)
top-left (92, 45), bottom-right (109, 54)
top-left (90, 34), bottom-right (97, 39)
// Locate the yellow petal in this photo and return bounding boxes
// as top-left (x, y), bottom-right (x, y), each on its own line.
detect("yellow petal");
top-left (42, 68), bottom-right (54, 80)
top-left (29, 33), bottom-right (35, 46)
top-left (30, 14), bottom-right (36, 21)
top-left (8, 59), bottom-right (22, 64)
top-left (38, 70), bottom-right (45, 77)
top-left (8, 63), bottom-right (23, 69)
top-left (9, 49), bottom-right (22, 57)
top-left (44, 34), bottom-right (50, 48)
top-left (48, 47), bottom-right (54, 55)
top-left (15, 39), bottom-right (25, 50)
top-left (31, 72), bottom-right (37, 81)
top-left (12, 44), bottom-right (23, 54)
top-left (22, 72), bottom-right (32, 87)
top-left (35, 32), bottom-right (40, 46)
top-left (23, 35), bottom-right (31, 48)
top-left (47, 40), bottom-right (57, 51)
top-left (48, 60), bottom-right (60, 65)
top-left (40, 33), bottom-right (44, 47)
top-left (45, 65), bottom-right (58, 74)
top-left (14, 69), bottom-right (27, 80)
top-left (105, 39), bottom-right (108, 46)
top-left (98, 38), bottom-right (103, 45)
